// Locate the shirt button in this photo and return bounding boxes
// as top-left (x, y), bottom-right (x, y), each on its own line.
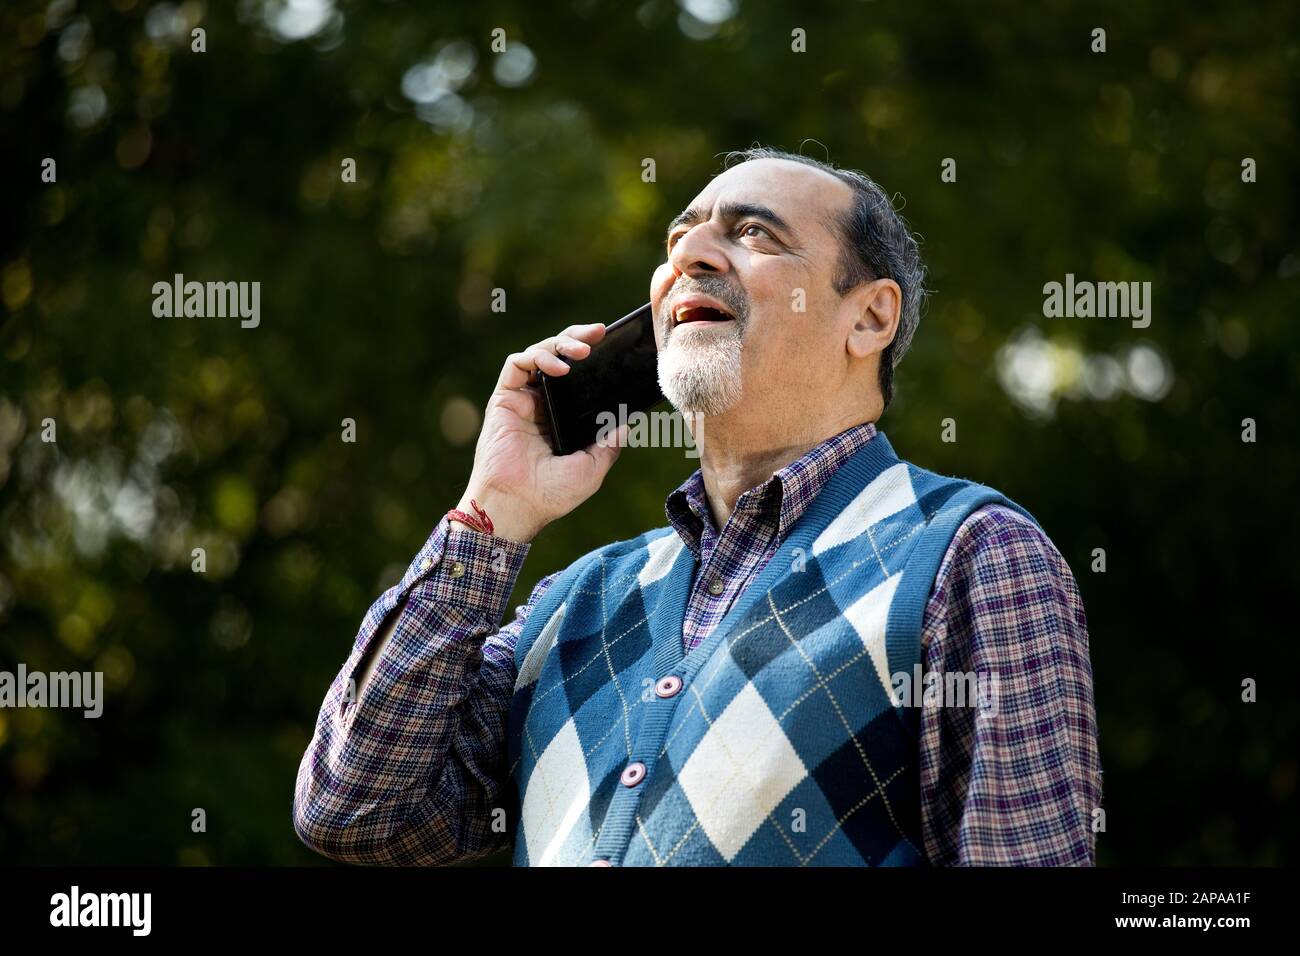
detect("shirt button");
top-left (707, 579), bottom-right (724, 596)
top-left (419, 557), bottom-right (433, 572)
top-left (589, 859), bottom-right (613, 867)
top-left (449, 560), bottom-right (466, 579)
top-left (655, 675), bottom-right (683, 698)
top-left (620, 762), bottom-right (646, 787)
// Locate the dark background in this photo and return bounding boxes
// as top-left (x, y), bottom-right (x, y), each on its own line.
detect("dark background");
top-left (1, 0), bottom-right (1296, 865)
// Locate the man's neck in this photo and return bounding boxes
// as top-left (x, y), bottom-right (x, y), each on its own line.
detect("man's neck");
top-left (693, 407), bottom-right (877, 530)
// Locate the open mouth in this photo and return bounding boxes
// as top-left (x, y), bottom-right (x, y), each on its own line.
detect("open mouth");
top-left (673, 305), bottom-right (735, 326)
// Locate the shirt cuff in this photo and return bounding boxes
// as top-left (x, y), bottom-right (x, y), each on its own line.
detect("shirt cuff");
top-left (405, 516), bottom-right (531, 619)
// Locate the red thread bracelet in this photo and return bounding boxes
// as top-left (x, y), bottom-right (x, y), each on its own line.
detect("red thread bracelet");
top-left (447, 498), bottom-right (494, 536)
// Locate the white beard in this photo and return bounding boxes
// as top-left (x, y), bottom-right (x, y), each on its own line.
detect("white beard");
top-left (657, 326), bottom-right (744, 417)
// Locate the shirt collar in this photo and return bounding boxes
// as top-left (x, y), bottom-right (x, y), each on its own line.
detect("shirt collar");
top-left (665, 420), bottom-right (878, 557)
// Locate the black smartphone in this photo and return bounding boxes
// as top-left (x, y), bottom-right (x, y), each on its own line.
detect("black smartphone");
top-left (537, 302), bottom-right (664, 455)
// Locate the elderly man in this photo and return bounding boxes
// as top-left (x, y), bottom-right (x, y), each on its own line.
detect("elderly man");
top-left (293, 146), bottom-right (1102, 867)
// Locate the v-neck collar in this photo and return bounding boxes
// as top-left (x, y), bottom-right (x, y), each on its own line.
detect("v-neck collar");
top-left (647, 430), bottom-right (903, 681)
top-left (664, 421), bottom-right (879, 559)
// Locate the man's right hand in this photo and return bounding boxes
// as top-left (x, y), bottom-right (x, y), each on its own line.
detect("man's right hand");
top-left (452, 322), bottom-right (629, 543)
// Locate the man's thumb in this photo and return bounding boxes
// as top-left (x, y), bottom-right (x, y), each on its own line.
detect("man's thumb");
top-left (592, 422), bottom-right (629, 465)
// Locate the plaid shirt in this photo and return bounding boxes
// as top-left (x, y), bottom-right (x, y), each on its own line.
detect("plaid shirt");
top-left (294, 423), bottom-right (1101, 866)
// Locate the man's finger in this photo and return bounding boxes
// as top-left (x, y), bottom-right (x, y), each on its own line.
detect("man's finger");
top-left (524, 344), bottom-right (570, 376)
top-left (552, 335), bottom-right (592, 359)
top-left (561, 322), bottom-right (606, 344)
top-left (497, 344), bottom-right (565, 390)
top-left (494, 387), bottom-right (547, 424)
top-left (496, 325), bottom-right (603, 391)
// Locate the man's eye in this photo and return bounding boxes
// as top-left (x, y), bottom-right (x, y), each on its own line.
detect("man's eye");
top-left (740, 223), bottom-right (771, 240)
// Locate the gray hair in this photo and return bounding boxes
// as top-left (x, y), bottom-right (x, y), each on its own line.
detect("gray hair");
top-left (719, 145), bottom-right (928, 410)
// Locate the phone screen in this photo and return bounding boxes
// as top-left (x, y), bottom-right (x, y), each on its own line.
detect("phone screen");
top-left (538, 302), bottom-right (663, 455)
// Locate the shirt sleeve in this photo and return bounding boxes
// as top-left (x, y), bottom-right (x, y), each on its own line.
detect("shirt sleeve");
top-left (292, 515), bottom-right (559, 865)
top-left (917, 503), bottom-right (1102, 866)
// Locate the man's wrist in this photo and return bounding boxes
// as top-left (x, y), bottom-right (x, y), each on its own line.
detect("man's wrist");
top-left (451, 489), bottom-right (540, 543)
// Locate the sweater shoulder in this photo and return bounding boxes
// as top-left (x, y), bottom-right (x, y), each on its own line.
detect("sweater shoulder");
top-left (577, 525), bottom-right (677, 567)
top-left (537, 525), bottom-right (679, 596)
top-left (900, 460), bottom-right (1041, 532)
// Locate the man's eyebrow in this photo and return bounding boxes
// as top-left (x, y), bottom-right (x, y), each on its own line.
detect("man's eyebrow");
top-left (665, 201), bottom-right (796, 241)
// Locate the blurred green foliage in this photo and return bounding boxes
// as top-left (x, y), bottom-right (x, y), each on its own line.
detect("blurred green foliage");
top-left (0, 0), bottom-right (1297, 865)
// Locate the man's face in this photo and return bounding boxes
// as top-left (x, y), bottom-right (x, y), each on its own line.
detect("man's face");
top-left (650, 158), bottom-right (857, 419)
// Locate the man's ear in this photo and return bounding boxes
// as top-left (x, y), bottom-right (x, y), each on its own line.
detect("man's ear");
top-left (845, 277), bottom-right (901, 360)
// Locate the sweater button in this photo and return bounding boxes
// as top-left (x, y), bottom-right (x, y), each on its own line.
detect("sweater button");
top-left (620, 762), bottom-right (646, 787)
top-left (589, 859), bottom-right (613, 867)
top-left (707, 579), bottom-right (724, 596)
top-left (655, 675), bottom-right (683, 698)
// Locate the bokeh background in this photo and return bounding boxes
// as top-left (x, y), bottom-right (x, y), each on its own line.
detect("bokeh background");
top-left (1, 0), bottom-right (1297, 866)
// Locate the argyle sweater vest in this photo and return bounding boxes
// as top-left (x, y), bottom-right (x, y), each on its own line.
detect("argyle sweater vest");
top-left (503, 432), bottom-right (1040, 866)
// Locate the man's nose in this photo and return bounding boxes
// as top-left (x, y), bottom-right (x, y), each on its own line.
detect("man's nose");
top-left (668, 223), bottom-right (728, 278)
